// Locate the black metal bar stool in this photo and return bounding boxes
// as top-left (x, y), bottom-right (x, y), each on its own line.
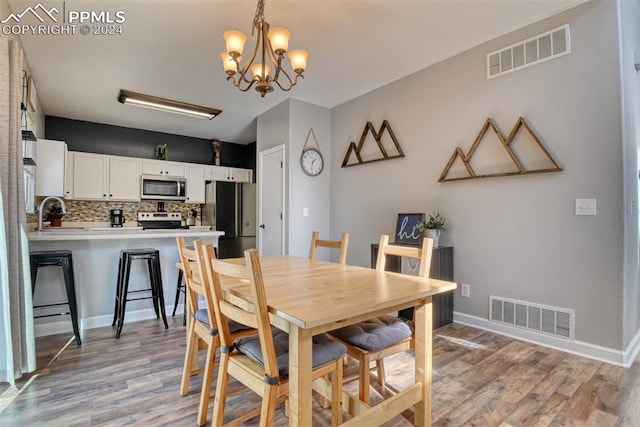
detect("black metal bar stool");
top-left (172, 246), bottom-right (217, 327)
top-left (112, 248), bottom-right (169, 338)
top-left (30, 250), bottom-right (82, 345)
top-left (171, 262), bottom-right (187, 326)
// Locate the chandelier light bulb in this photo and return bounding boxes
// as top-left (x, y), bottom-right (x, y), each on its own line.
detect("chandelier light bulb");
top-left (268, 27), bottom-right (291, 54)
top-left (223, 30), bottom-right (247, 56)
top-left (251, 63), bottom-right (271, 80)
top-left (220, 52), bottom-right (238, 74)
top-left (288, 49), bottom-right (308, 73)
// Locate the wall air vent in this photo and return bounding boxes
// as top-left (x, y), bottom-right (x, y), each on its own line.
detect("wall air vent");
top-left (487, 24), bottom-right (570, 79)
top-left (489, 295), bottom-right (574, 340)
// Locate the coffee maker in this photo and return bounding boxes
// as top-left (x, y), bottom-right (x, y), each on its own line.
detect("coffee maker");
top-left (110, 209), bottom-right (125, 227)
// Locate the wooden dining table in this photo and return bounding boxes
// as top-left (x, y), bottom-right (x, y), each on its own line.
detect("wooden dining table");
top-left (218, 254), bottom-right (457, 426)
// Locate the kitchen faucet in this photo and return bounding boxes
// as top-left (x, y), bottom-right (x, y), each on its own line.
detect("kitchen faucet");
top-left (37, 196), bottom-right (67, 231)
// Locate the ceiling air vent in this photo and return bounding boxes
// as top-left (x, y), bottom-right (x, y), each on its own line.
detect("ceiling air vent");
top-left (487, 24), bottom-right (570, 79)
top-left (489, 295), bottom-right (574, 340)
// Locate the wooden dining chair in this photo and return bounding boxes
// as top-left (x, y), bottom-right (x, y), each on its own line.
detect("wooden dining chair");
top-left (330, 234), bottom-right (433, 404)
top-left (176, 237), bottom-right (255, 427)
top-left (202, 246), bottom-right (347, 426)
top-left (309, 231), bottom-right (350, 264)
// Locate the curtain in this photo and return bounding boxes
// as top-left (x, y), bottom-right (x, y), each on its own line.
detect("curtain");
top-left (0, 36), bottom-right (36, 385)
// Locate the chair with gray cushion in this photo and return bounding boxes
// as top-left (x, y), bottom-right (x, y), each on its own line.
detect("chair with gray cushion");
top-left (206, 247), bottom-right (346, 426)
top-left (176, 237), bottom-right (255, 427)
top-left (330, 234), bottom-right (433, 404)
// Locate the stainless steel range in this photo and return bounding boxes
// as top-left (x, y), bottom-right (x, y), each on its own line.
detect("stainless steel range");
top-left (137, 211), bottom-right (186, 230)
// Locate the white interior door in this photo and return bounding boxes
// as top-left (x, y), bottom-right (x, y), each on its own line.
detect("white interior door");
top-left (258, 145), bottom-right (285, 255)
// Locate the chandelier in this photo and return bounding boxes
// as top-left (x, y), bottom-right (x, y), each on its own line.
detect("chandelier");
top-left (220, 0), bottom-right (308, 97)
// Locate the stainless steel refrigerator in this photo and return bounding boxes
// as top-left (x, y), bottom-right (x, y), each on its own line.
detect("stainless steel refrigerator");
top-left (202, 181), bottom-right (257, 258)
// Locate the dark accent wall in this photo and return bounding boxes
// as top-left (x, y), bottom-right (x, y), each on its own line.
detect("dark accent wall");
top-left (45, 116), bottom-right (256, 171)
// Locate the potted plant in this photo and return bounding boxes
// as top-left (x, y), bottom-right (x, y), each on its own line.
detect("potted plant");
top-left (48, 203), bottom-right (65, 227)
top-left (413, 212), bottom-right (446, 247)
top-left (155, 144), bottom-right (168, 160)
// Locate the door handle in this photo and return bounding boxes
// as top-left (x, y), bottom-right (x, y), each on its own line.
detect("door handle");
top-left (259, 224), bottom-right (265, 229)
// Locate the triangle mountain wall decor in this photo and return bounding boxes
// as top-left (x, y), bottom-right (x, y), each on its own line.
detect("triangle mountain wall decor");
top-left (438, 117), bottom-right (562, 182)
top-left (341, 120), bottom-right (404, 167)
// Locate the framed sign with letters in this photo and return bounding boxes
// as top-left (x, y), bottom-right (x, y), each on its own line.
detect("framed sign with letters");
top-left (394, 213), bottom-right (424, 244)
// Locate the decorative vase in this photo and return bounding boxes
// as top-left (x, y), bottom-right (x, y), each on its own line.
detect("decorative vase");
top-left (215, 155), bottom-right (220, 166)
top-left (425, 229), bottom-right (440, 248)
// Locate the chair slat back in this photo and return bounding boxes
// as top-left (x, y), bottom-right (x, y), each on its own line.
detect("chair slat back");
top-left (176, 237), bottom-right (217, 327)
top-left (376, 234), bottom-right (434, 278)
top-left (206, 248), bottom-right (280, 379)
top-left (309, 231), bottom-right (350, 264)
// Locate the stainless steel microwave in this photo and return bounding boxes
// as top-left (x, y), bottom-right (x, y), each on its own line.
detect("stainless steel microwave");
top-left (141, 175), bottom-right (187, 201)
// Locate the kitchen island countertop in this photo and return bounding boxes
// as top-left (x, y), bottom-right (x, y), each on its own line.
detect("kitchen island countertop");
top-left (28, 227), bottom-right (224, 241)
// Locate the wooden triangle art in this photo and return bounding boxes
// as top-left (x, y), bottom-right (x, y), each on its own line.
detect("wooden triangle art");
top-left (438, 117), bottom-right (562, 182)
top-left (341, 120), bottom-right (405, 167)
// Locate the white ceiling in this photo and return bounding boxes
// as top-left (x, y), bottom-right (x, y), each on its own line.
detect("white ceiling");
top-left (9, 0), bottom-right (589, 144)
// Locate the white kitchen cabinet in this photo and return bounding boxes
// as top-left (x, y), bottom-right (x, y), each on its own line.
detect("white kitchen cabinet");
top-left (73, 153), bottom-right (141, 201)
top-left (209, 166), bottom-right (252, 183)
top-left (35, 139), bottom-right (67, 197)
top-left (142, 159), bottom-right (185, 177)
top-left (72, 152), bottom-right (108, 200)
top-left (64, 150), bottom-right (73, 199)
top-left (109, 156), bottom-right (141, 201)
top-left (185, 163), bottom-right (205, 204)
top-left (23, 138), bottom-right (37, 213)
top-left (24, 165), bottom-right (35, 214)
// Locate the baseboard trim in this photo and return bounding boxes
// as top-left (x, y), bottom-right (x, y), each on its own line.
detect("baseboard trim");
top-left (623, 327), bottom-right (640, 367)
top-left (453, 311), bottom-right (629, 367)
top-left (34, 304), bottom-right (184, 338)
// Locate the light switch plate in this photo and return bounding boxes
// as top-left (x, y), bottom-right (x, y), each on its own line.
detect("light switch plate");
top-left (575, 198), bottom-right (596, 215)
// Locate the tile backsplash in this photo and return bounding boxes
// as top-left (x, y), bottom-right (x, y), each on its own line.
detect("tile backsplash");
top-left (30, 198), bottom-right (201, 225)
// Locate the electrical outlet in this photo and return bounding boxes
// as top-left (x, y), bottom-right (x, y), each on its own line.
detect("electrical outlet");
top-left (461, 283), bottom-right (470, 298)
top-left (302, 208), bottom-right (309, 217)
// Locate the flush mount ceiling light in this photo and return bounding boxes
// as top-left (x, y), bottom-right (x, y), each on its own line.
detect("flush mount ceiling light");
top-left (117, 90), bottom-right (221, 120)
top-left (220, 0), bottom-right (308, 97)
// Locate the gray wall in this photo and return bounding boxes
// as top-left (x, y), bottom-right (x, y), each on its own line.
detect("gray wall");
top-left (329, 0), bottom-right (626, 350)
top-left (256, 99), bottom-right (332, 259)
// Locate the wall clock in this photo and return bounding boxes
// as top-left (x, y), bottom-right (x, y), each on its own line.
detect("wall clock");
top-left (300, 128), bottom-right (324, 177)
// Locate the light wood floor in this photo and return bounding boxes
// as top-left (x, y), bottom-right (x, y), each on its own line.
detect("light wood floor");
top-left (1, 317), bottom-right (639, 426)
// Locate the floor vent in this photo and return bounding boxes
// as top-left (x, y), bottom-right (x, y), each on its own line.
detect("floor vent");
top-left (487, 24), bottom-right (570, 79)
top-left (489, 295), bottom-right (574, 340)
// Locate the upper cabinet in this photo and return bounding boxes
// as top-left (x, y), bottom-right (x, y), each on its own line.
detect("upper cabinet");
top-left (72, 152), bottom-right (141, 201)
top-left (35, 139), bottom-right (67, 197)
top-left (209, 166), bottom-right (252, 183)
top-left (71, 152), bottom-right (108, 200)
top-left (109, 156), bottom-right (142, 201)
top-left (64, 150), bottom-right (73, 199)
top-left (142, 159), bottom-right (185, 177)
top-left (184, 164), bottom-right (205, 204)
top-left (42, 150), bottom-right (253, 203)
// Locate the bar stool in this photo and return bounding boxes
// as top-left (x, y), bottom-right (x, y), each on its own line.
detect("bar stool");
top-left (171, 262), bottom-right (187, 326)
top-left (172, 246), bottom-right (216, 327)
top-left (30, 250), bottom-right (82, 345)
top-left (112, 248), bottom-right (169, 338)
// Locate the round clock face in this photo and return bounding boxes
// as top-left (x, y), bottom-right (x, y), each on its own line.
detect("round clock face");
top-left (300, 148), bottom-right (324, 176)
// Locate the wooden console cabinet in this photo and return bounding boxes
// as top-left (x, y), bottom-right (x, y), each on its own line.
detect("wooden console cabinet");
top-left (370, 244), bottom-right (454, 329)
